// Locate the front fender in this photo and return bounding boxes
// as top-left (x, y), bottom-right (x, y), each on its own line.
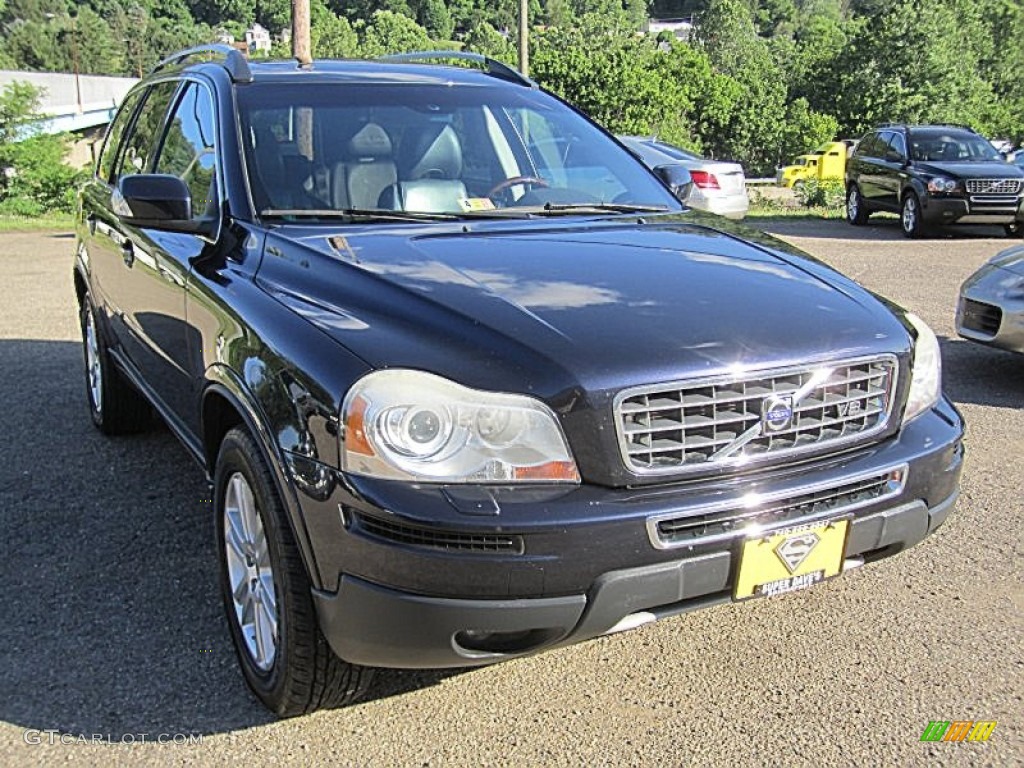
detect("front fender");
top-left (202, 366), bottom-right (325, 590)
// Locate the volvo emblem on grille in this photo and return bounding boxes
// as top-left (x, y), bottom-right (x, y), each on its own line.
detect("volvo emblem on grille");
top-left (762, 395), bottom-right (794, 433)
top-left (775, 532), bottom-right (820, 573)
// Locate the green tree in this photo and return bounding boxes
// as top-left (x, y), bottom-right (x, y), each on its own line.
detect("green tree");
top-left (188, 0), bottom-right (254, 28)
top-left (462, 20), bottom-right (516, 64)
top-left (312, 2), bottom-right (359, 58)
top-left (418, 0), bottom-right (454, 40)
top-left (0, 82), bottom-right (83, 214)
top-left (356, 10), bottom-right (438, 56)
top-left (256, 0), bottom-right (291, 32)
top-left (532, 29), bottom-right (718, 150)
top-left (692, 0), bottom-right (788, 173)
top-left (827, 0), bottom-right (1002, 136)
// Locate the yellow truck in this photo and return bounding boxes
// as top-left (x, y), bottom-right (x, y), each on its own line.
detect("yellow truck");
top-left (777, 141), bottom-right (852, 188)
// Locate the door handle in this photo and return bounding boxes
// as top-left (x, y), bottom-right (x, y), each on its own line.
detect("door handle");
top-left (121, 239), bottom-right (135, 268)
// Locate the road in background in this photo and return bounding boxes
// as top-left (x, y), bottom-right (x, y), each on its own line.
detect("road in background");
top-left (1, 221), bottom-right (1020, 767)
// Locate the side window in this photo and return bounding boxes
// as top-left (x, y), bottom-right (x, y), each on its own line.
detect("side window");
top-left (97, 91), bottom-right (143, 183)
top-left (112, 81), bottom-right (179, 183)
top-left (154, 82), bottom-right (218, 218)
top-left (859, 133), bottom-right (883, 159)
top-left (876, 132), bottom-right (895, 158)
top-left (887, 132), bottom-right (907, 160)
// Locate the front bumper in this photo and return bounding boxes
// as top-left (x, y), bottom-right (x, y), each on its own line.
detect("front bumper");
top-left (296, 398), bottom-right (964, 669)
top-left (956, 264), bottom-right (1024, 353)
top-left (920, 194), bottom-right (1023, 225)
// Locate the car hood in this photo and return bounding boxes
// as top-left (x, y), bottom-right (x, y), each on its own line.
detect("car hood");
top-left (986, 243), bottom-right (1024, 276)
top-left (911, 160), bottom-right (1024, 180)
top-left (259, 216), bottom-right (909, 400)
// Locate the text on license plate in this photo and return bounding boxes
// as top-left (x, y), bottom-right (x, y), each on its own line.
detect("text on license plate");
top-left (733, 519), bottom-right (850, 600)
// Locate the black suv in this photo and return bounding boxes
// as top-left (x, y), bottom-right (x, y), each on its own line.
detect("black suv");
top-left (845, 123), bottom-right (1024, 238)
top-left (75, 46), bottom-right (964, 716)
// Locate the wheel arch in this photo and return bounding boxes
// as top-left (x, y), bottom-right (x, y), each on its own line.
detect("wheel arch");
top-left (901, 178), bottom-right (927, 203)
top-left (202, 366), bottom-right (325, 590)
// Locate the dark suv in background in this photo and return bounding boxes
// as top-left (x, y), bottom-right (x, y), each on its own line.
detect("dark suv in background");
top-left (845, 123), bottom-right (1024, 238)
top-left (75, 46), bottom-right (964, 717)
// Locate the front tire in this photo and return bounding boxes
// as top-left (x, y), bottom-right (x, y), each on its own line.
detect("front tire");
top-left (846, 184), bottom-right (869, 225)
top-left (901, 192), bottom-right (927, 238)
top-left (79, 294), bottom-right (151, 434)
top-left (215, 427), bottom-right (373, 716)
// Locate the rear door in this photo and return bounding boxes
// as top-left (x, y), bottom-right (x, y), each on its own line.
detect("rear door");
top-left (854, 132), bottom-right (890, 207)
top-left (877, 131), bottom-right (908, 210)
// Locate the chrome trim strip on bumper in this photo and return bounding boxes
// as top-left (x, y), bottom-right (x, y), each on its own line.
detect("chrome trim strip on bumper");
top-left (645, 463), bottom-right (909, 550)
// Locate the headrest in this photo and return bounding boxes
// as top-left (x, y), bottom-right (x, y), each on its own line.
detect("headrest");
top-left (347, 123), bottom-right (393, 159)
top-left (399, 123), bottom-right (462, 180)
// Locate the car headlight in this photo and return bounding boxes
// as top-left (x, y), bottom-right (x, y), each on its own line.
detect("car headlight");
top-left (341, 369), bottom-right (580, 483)
top-left (926, 177), bottom-right (957, 194)
top-left (903, 313), bottom-right (942, 422)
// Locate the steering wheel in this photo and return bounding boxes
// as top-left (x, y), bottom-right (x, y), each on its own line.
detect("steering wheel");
top-left (486, 175), bottom-right (550, 200)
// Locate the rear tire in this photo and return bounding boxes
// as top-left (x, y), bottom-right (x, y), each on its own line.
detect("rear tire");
top-left (901, 192), bottom-right (927, 238)
top-left (79, 294), bottom-right (151, 435)
top-left (846, 184), bottom-right (869, 225)
top-left (215, 427), bottom-right (373, 716)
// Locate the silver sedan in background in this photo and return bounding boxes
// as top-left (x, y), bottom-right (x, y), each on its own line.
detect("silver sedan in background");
top-left (956, 243), bottom-right (1024, 353)
top-left (619, 135), bottom-right (749, 219)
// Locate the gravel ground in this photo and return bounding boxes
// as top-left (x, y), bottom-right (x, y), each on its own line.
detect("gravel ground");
top-left (0, 220), bottom-right (1021, 767)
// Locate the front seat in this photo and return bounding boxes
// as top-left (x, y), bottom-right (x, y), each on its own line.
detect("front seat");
top-left (379, 123), bottom-right (468, 213)
top-left (332, 122), bottom-right (397, 210)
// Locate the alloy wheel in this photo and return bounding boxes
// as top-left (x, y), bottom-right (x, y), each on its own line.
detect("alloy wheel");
top-left (84, 310), bottom-right (102, 414)
top-left (223, 472), bottom-right (278, 671)
top-left (902, 196), bottom-right (918, 234)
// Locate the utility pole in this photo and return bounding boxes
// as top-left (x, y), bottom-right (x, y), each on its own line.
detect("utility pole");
top-left (518, 0), bottom-right (528, 76)
top-left (292, 0), bottom-right (313, 161)
top-left (292, 0), bottom-right (312, 67)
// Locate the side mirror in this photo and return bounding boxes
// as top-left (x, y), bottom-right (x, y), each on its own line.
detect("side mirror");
top-left (653, 164), bottom-right (693, 201)
top-left (113, 174), bottom-right (210, 234)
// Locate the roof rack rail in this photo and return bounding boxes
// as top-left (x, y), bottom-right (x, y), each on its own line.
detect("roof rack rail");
top-left (378, 51), bottom-right (536, 89)
top-left (930, 122), bottom-right (977, 132)
top-left (151, 44), bottom-right (253, 83)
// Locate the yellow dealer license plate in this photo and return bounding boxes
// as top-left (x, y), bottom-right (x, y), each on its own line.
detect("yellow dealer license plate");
top-left (733, 519), bottom-right (850, 600)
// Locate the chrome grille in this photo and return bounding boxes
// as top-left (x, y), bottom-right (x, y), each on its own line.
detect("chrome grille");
top-left (965, 179), bottom-right (1022, 195)
top-left (648, 466), bottom-right (907, 549)
top-left (616, 357), bottom-right (897, 475)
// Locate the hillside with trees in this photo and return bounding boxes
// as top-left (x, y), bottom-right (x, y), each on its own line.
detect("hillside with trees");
top-left (1, 0), bottom-right (1021, 178)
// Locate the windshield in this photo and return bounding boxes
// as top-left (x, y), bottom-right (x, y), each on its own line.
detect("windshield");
top-left (909, 132), bottom-right (1002, 162)
top-left (236, 82), bottom-right (679, 220)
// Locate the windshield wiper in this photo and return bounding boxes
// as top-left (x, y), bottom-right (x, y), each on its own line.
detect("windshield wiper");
top-left (531, 202), bottom-right (672, 215)
top-left (260, 208), bottom-right (461, 222)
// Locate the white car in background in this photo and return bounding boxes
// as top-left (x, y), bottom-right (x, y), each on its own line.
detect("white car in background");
top-left (619, 136), bottom-right (749, 219)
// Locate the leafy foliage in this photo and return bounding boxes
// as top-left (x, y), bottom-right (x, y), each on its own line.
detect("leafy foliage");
top-left (793, 177), bottom-right (844, 208)
top-left (0, 83), bottom-right (84, 214)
